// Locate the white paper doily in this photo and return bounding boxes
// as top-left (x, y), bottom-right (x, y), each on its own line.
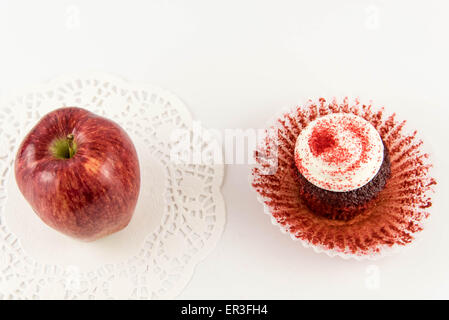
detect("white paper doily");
top-left (0, 72), bottom-right (225, 299)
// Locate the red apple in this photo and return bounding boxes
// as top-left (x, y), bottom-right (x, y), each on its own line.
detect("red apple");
top-left (14, 107), bottom-right (140, 241)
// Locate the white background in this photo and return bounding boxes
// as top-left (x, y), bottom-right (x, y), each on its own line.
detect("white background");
top-left (1, 0), bottom-right (448, 299)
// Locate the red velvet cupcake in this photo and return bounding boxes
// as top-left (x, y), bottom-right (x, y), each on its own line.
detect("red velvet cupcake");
top-left (294, 113), bottom-right (391, 221)
top-left (251, 98), bottom-right (436, 259)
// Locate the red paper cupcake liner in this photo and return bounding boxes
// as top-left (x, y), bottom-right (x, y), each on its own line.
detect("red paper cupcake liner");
top-left (251, 97), bottom-right (436, 259)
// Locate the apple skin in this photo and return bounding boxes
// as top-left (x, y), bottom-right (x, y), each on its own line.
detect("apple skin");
top-left (14, 107), bottom-right (140, 241)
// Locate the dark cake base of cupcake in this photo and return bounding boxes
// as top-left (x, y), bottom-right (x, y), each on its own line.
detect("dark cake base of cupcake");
top-left (296, 145), bottom-right (391, 221)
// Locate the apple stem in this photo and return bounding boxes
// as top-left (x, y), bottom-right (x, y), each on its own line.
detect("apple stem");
top-left (67, 134), bottom-right (75, 158)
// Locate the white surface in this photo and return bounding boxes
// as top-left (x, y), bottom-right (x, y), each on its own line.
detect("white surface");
top-left (0, 0), bottom-right (448, 299)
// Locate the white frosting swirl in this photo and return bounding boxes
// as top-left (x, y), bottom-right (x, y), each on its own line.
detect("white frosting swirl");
top-left (294, 113), bottom-right (384, 192)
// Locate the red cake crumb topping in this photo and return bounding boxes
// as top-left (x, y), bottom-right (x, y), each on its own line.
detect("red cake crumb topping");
top-left (309, 126), bottom-right (336, 156)
top-left (295, 113), bottom-right (383, 192)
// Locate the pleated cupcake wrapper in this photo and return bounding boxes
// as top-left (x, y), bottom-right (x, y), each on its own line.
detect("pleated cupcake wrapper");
top-left (250, 97), bottom-right (436, 260)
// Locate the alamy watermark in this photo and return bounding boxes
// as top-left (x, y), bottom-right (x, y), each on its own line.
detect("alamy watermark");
top-left (169, 121), bottom-right (279, 175)
top-left (65, 5), bottom-right (81, 30)
top-left (65, 265), bottom-right (81, 292)
top-left (365, 264), bottom-right (381, 290)
top-left (364, 5), bottom-right (381, 30)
